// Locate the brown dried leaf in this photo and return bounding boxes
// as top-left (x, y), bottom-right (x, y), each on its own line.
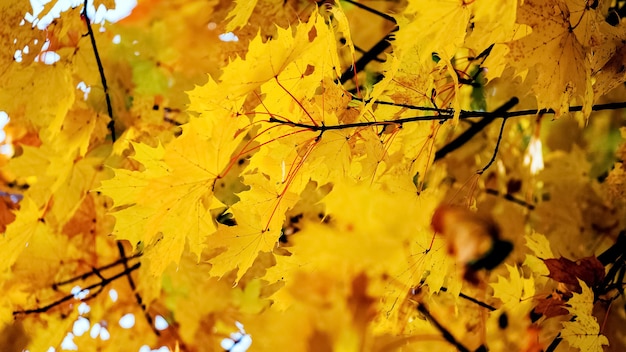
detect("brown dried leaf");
top-left (533, 294), bottom-right (569, 318)
top-left (543, 256), bottom-right (605, 293)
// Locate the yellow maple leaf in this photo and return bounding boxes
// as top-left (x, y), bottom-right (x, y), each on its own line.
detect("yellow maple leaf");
top-left (244, 122), bottom-right (319, 194)
top-left (189, 10), bottom-right (341, 120)
top-left (523, 231), bottom-right (553, 276)
top-left (7, 143), bottom-right (107, 227)
top-left (592, 41), bottom-right (626, 98)
top-left (388, 1), bottom-right (470, 123)
top-left (507, 0), bottom-right (594, 118)
top-left (399, 0), bottom-right (470, 63)
top-left (468, 0), bottom-right (519, 48)
top-left (232, 278), bottom-right (271, 314)
top-left (208, 172), bottom-right (299, 280)
top-left (490, 264), bottom-right (535, 315)
top-left (224, 0), bottom-right (258, 32)
top-left (326, 2), bottom-right (356, 60)
top-left (160, 252), bottom-right (236, 343)
top-left (99, 113), bottom-right (247, 277)
top-left (561, 280), bottom-right (609, 352)
top-left (0, 198), bottom-right (50, 273)
top-left (0, 63), bottom-right (74, 136)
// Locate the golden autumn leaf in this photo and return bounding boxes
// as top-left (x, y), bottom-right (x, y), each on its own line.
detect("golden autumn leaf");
top-left (2, 1), bottom-right (626, 351)
top-left (491, 264), bottom-right (535, 315)
top-left (224, 0), bottom-right (258, 32)
top-left (0, 198), bottom-right (49, 274)
top-left (561, 281), bottom-right (609, 352)
top-left (507, 0), bottom-right (594, 118)
top-left (98, 111), bottom-right (249, 277)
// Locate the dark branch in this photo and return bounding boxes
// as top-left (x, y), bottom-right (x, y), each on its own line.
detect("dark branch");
top-left (339, 25), bottom-right (398, 84)
top-left (266, 98), bottom-right (626, 136)
top-left (265, 98), bottom-right (516, 133)
top-left (265, 98), bottom-right (626, 167)
top-left (545, 332), bottom-right (563, 352)
top-left (434, 97), bottom-right (519, 161)
top-left (341, 0), bottom-right (397, 24)
top-left (117, 242), bottom-right (138, 292)
top-left (117, 242), bottom-right (159, 335)
top-left (416, 303), bottom-right (473, 352)
top-left (598, 231), bottom-right (626, 266)
top-left (353, 44), bottom-right (385, 62)
top-left (368, 99), bottom-right (626, 117)
top-left (355, 98), bottom-right (447, 113)
top-left (53, 252), bottom-right (142, 288)
top-left (477, 118), bottom-right (507, 174)
top-left (14, 262), bottom-right (140, 315)
top-left (82, 0), bottom-right (116, 142)
top-left (484, 188), bottom-right (536, 210)
top-left (269, 112), bottom-right (445, 131)
top-left (607, 0), bottom-right (626, 26)
top-left (439, 286), bottom-right (497, 311)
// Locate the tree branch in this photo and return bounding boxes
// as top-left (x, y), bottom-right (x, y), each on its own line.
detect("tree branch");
top-left (373, 99), bottom-right (626, 117)
top-left (484, 188), bottom-right (536, 210)
top-left (598, 231), bottom-right (626, 266)
top-left (14, 262), bottom-right (140, 315)
top-left (117, 242), bottom-right (159, 335)
top-left (339, 25), bottom-right (398, 84)
top-left (341, 0), bottom-right (397, 24)
top-left (545, 331), bottom-right (563, 352)
top-left (416, 303), bottom-right (474, 352)
top-left (82, 0), bottom-right (116, 142)
top-left (477, 118), bottom-right (507, 174)
top-left (434, 97), bottom-right (519, 161)
top-left (439, 286), bottom-right (497, 311)
top-left (52, 252), bottom-right (142, 289)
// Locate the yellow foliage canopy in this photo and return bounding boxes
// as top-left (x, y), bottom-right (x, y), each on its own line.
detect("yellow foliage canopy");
top-left (0, 1), bottom-right (625, 352)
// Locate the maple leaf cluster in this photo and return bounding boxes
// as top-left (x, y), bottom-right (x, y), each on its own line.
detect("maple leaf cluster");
top-left (1, 0), bottom-right (626, 351)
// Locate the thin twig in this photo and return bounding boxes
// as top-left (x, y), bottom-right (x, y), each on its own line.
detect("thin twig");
top-left (484, 189), bottom-right (535, 210)
top-left (439, 286), bottom-right (497, 311)
top-left (341, 0), bottom-right (397, 24)
top-left (339, 25), bottom-right (399, 83)
top-left (545, 331), bottom-right (563, 352)
top-left (265, 98), bottom-right (626, 134)
top-left (117, 242), bottom-right (159, 335)
top-left (14, 262), bottom-right (140, 315)
top-left (434, 97), bottom-right (519, 161)
top-left (52, 252), bottom-right (142, 288)
top-left (82, 0), bottom-right (116, 141)
top-left (370, 99), bottom-right (626, 117)
top-left (477, 118), bottom-right (507, 174)
top-left (416, 303), bottom-right (472, 352)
